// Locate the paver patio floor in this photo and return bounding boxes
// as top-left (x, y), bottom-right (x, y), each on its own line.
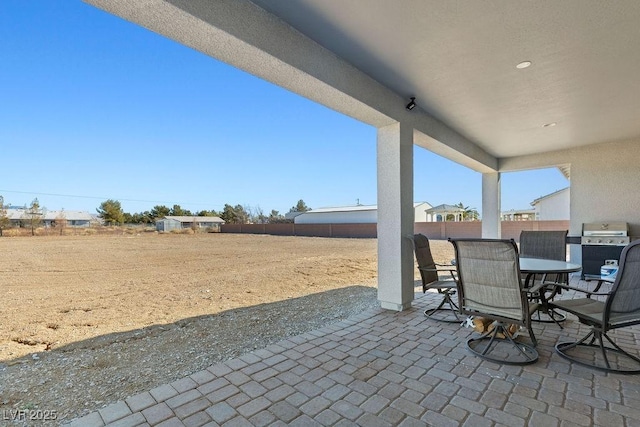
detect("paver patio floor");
top-left (67, 279), bottom-right (640, 426)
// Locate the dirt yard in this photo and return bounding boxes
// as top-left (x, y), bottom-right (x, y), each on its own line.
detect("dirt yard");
top-left (0, 233), bottom-right (455, 423)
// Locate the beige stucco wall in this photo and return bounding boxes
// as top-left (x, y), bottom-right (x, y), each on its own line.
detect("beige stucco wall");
top-left (570, 140), bottom-right (640, 237)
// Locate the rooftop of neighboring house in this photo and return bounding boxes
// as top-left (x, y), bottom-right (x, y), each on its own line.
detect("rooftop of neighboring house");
top-left (302, 202), bottom-right (432, 214)
top-left (6, 209), bottom-right (93, 221)
top-left (531, 187), bottom-right (570, 206)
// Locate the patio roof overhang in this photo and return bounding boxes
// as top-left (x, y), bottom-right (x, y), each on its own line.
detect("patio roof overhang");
top-left (84, 0), bottom-right (640, 310)
top-left (84, 0), bottom-right (640, 167)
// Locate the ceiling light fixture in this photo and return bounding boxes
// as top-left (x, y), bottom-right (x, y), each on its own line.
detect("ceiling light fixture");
top-left (405, 97), bottom-right (416, 111)
top-left (543, 122), bottom-right (557, 128)
top-left (516, 61), bottom-right (532, 69)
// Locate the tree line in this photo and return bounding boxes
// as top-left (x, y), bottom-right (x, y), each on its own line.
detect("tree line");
top-left (96, 199), bottom-right (311, 226)
top-left (0, 195), bottom-right (311, 234)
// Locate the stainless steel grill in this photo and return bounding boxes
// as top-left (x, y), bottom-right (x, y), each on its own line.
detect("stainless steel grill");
top-left (581, 222), bottom-right (629, 277)
top-left (581, 222), bottom-right (630, 245)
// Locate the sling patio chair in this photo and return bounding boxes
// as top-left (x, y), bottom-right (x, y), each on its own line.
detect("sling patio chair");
top-left (449, 238), bottom-right (542, 365)
top-left (520, 230), bottom-right (569, 286)
top-left (549, 239), bottom-right (640, 374)
top-left (413, 234), bottom-right (460, 323)
top-left (520, 230), bottom-right (569, 325)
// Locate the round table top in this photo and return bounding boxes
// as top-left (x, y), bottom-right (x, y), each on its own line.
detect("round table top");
top-left (519, 257), bottom-right (582, 274)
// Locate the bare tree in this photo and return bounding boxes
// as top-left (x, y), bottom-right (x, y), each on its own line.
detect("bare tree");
top-left (55, 210), bottom-right (68, 236)
top-left (247, 205), bottom-right (266, 224)
top-left (0, 196), bottom-right (10, 237)
top-left (268, 209), bottom-right (286, 223)
top-left (22, 198), bottom-right (44, 236)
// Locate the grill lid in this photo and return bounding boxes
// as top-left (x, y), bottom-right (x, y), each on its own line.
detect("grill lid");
top-left (582, 222), bottom-right (629, 236)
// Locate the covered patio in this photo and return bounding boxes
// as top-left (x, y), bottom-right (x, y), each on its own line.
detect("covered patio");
top-left (74, 0), bottom-right (640, 425)
top-left (69, 280), bottom-right (640, 426)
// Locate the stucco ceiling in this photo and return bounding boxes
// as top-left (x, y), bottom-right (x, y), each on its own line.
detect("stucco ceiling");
top-left (84, 0), bottom-right (640, 169)
top-left (250, 0), bottom-right (640, 158)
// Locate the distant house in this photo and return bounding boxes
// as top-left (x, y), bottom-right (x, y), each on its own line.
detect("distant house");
top-left (294, 202), bottom-right (432, 224)
top-left (500, 187), bottom-right (570, 221)
top-left (531, 187), bottom-right (570, 220)
top-left (501, 208), bottom-right (537, 221)
top-left (424, 204), bottom-right (467, 222)
top-left (6, 209), bottom-right (24, 227)
top-left (6, 209), bottom-right (92, 227)
top-left (156, 218), bottom-right (182, 232)
top-left (156, 215), bottom-right (225, 232)
top-left (44, 210), bottom-right (93, 227)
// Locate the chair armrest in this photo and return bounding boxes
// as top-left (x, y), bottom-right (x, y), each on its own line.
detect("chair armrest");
top-left (435, 263), bottom-right (456, 269)
top-left (547, 283), bottom-right (612, 297)
top-left (436, 265), bottom-right (458, 281)
top-left (582, 277), bottom-right (614, 294)
top-left (524, 282), bottom-right (546, 295)
top-left (418, 266), bottom-right (458, 281)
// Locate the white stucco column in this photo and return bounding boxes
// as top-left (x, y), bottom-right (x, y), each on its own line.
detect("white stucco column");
top-left (377, 122), bottom-right (414, 311)
top-left (482, 172), bottom-right (501, 238)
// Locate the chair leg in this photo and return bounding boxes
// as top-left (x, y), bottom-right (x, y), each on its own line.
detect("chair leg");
top-left (556, 329), bottom-right (640, 374)
top-left (467, 321), bottom-right (538, 365)
top-left (531, 286), bottom-right (566, 328)
top-left (602, 332), bottom-right (640, 367)
top-left (424, 291), bottom-right (461, 323)
top-left (527, 325), bottom-right (537, 348)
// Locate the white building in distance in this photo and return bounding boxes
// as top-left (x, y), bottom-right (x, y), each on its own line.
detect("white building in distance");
top-left (531, 187), bottom-right (570, 220)
top-left (294, 202), bottom-right (432, 224)
top-left (156, 215), bottom-right (225, 232)
top-left (6, 209), bottom-right (93, 227)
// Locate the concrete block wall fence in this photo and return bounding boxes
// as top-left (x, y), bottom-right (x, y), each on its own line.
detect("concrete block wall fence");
top-left (220, 220), bottom-right (570, 241)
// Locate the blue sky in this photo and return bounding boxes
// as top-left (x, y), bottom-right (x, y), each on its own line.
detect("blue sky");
top-left (1, 1), bottom-right (568, 216)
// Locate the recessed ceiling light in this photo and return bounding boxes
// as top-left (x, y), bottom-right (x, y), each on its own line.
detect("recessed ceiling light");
top-left (543, 122), bottom-right (557, 128)
top-left (516, 61), bottom-right (532, 69)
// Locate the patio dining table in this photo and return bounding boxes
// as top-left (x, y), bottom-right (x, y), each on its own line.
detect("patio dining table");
top-left (519, 257), bottom-right (582, 325)
top-left (519, 257), bottom-right (582, 284)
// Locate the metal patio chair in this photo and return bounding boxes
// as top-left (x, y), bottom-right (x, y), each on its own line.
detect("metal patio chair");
top-left (450, 238), bottom-right (542, 365)
top-left (413, 234), bottom-right (460, 323)
top-left (549, 239), bottom-right (640, 374)
top-left (520, 230), bottom-right (569, 324)
top-left (520, 230), bottom-right (569, 283)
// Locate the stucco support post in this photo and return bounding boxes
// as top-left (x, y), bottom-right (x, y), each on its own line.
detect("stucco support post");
top-left (377, 122), bottom-right (414, 311)
top-left (482, 172), bottom-right (501, 238)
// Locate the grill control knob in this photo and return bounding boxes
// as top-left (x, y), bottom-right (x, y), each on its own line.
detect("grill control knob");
top-left (608, 239), bottom-right (613, 244)
top-left (597, 239), bottom-right (602, 244)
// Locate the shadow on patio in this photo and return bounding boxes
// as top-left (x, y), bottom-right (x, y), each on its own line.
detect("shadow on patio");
top-left (63, 277), bottom-right (640, 427)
